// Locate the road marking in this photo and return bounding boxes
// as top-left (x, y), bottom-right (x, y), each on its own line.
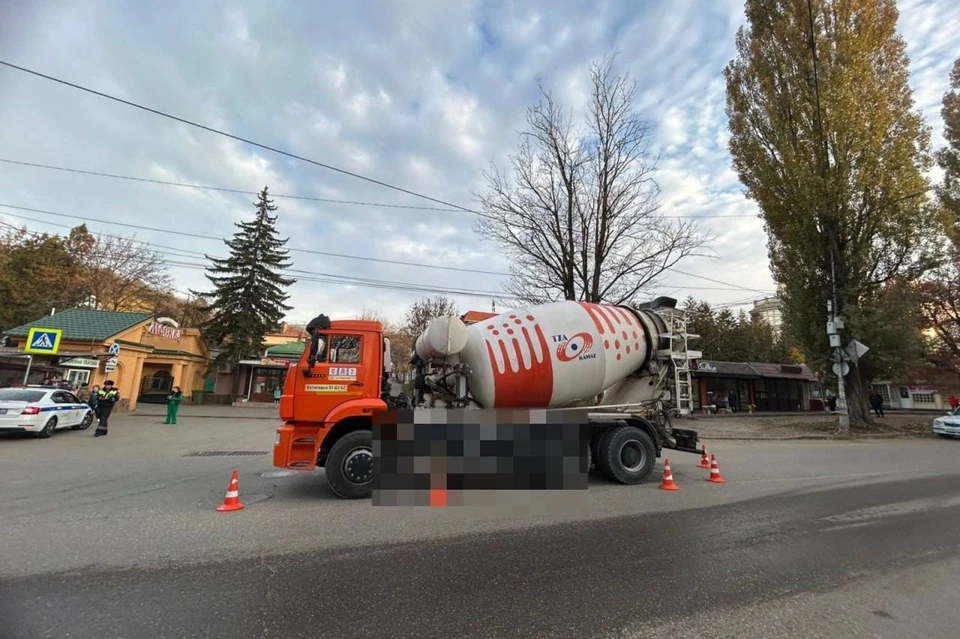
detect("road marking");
top-left (819, 495), bottom-right (960, 530)
top-left (737, 471), bottom-right (900, 483)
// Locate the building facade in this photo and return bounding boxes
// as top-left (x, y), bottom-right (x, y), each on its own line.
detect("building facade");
top-left (750, 297), bottom-right (784, 335)
top-left (692, 359), bottom-right (821, 412)
top-left (871, 364), bottom-right (960, 411)
top-left (1, 310), bottom-right (210, 411)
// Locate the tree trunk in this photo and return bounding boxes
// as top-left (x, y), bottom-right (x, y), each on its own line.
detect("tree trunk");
top-left (844, 364), bottom-right (870, 423)
top-left (230, 357), bottom-right (243, 402)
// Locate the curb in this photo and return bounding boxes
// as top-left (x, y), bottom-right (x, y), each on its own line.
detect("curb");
top-left (702, 432), bottom-right (933, 441)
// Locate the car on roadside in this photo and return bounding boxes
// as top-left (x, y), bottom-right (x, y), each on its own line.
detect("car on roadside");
top-left (932, 407), bottom-right (960, 439)
top-left (0, 386), bottom-right (95, 438)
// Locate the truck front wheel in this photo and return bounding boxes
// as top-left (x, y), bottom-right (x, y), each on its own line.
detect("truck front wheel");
top-left (596, 426), bottom-right (656, 485)
top-left (324, 430), bottom-right (374, 499)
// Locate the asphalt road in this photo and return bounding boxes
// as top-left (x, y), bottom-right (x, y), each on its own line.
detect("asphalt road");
top-left (1, 415), bottom-right (959, 638)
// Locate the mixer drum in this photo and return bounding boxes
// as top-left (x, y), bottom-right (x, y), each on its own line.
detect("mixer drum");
top-left (458, 301), bottom-right (656, 408)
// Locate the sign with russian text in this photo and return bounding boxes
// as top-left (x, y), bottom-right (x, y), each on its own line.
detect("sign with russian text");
top-left (305, 384), bottom-right (348, 393)
top-left (148, 320), bottom-right (182, 341)
top-left (60, 357), bottom-right (100, 369)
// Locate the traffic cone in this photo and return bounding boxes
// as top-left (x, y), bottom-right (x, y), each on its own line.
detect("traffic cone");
top-left (216, 469), bottom-right (245, 512)
top-left (698, 445), bottom-right (710, 469)
top-left (707, 454), bottom-right (726, 484)
top-left (659, 459), bottom-right (679, 491)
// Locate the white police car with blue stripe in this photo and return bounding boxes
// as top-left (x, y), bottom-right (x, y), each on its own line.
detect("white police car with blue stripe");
top-left (0, 386), bottom-right (95, 438)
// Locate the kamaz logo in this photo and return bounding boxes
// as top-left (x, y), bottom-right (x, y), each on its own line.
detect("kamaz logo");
top-left (552, 332), bottom-right (595, 362)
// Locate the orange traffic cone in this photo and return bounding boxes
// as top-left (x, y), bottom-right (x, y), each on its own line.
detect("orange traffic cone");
top-left (659, 459), bottom-right (679, 491)
top-left (698, 445), bottom-right (710, 469)
top-left (707, 454), bottom-right (726, 484)
top-left (216, 469), bottom-right (245, 512)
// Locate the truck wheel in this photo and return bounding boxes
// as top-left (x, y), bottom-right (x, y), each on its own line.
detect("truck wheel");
top-left (596, 426), bottom-right (656, 485)
top-left (324, 430), bottom-right (374, 499)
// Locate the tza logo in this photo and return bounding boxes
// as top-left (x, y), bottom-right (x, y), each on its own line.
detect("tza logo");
top-left (551, 332), bottom-right (595, 362)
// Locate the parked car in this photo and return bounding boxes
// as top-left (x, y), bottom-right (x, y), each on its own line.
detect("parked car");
top-left (0, 386), bottom-right (95, 438)
top-left (932, 407), bottom-right (960, 439)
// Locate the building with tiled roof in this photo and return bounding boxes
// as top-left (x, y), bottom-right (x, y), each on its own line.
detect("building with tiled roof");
top-left (1, 309), bottom-right (209, 411)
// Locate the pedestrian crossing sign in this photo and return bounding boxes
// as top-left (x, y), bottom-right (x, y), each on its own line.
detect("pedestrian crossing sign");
top-left (24, 327), bottom-right (63, 355)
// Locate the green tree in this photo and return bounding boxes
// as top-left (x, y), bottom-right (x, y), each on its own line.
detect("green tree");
top-left (680, 297), bottom-right (797, 363)
top-left (921, 55), bottom-right (960, 374)
top-left (192, 187), bottom-right (296, 395)
top-left (937, 56), bottom-right (960, 238)
top-left (724, 0), bottom-right (940, 421)
top-left (0, 225), bottom-right (88, 330)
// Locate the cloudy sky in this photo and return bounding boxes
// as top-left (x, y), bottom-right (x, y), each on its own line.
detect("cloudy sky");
top-left (1, 0), bottom-right (958, 326)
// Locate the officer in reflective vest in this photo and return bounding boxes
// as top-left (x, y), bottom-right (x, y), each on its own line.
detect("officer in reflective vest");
top-left (94, 380), bottom-right (120, 437)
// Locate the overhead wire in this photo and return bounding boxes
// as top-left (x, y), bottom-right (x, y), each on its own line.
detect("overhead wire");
top-left (0, 156), bottom-right (759, 219)
top-left (0, 203), bottom-right (777, 294)
top-left (0, 59), bottom-right (480, 214)
top-left (0, 158), bottom-right (464, 212)
top-left (1, 212), bottom-right (775, 298)
top-left (0, 60), bottom-right (773, 292)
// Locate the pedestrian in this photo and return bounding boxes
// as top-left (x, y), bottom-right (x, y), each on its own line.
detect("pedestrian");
top-left (949, 393), bottom-right (959, 412)
top-left (868, 387), bottom-right (884, 418)
top-left (273, 386), bottom-right (282, 404)
top-left (94, 380), bottom-right (120, 437)
top-left (827, 394), bottom-right (837, 412)
top-left (88, 384), bottom-right (100, 411)
top-left (76, 383), bottom-right (91, 404)
top-left (727, 390), bottom-right (739, 413)
top-left (164, 386), bottom-right (183, 424)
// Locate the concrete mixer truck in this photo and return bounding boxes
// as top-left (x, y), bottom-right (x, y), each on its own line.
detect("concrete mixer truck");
top-left (272, 297), bottom-right (703, 499)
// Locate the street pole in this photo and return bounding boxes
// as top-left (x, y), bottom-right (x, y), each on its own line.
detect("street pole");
top-left (22, 355), bottom-right (33, 386)
top-left (829, 254), bottom-right (850, 431)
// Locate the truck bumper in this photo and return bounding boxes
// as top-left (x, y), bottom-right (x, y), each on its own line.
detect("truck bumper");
top-left (667, 428), bottom-right (701, 454)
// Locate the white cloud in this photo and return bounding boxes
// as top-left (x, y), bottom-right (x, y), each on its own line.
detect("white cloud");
top-left (0, 0), bottom-right (956, 326)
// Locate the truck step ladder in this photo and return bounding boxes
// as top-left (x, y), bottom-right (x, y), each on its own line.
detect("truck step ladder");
top-left (655, 308), bottom-right (699, 417)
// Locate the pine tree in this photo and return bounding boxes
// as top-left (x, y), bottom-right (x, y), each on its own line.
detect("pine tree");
top-left (193, 187), bottom-right (296, 395)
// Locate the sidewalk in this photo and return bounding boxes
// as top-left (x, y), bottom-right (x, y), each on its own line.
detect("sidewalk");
top-left (129, 403), bottom-right (280, 420)
top-left (687, 412), bottom-right (933, 440)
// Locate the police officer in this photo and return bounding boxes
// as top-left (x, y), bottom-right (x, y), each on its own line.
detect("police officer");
top-left (94, 380), bottom-right (120, 437)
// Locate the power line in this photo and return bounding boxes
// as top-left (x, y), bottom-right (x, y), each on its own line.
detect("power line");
top-left (0, 218), bottom-right (515, 300)
top-left (0, 156), bottom-right (759, 219)
top-left (0, 202), bottom-right (505, 276)
top-left (0, 202), bottom-right (777, 293)
top-left (1, 212), bottom-right (774, 297)
top-left (0, 59), bottom-right (479, 214)
top-left (0, 61), bottom-right (772, 290)
top-left (0, 158), bottom-right (464, 212)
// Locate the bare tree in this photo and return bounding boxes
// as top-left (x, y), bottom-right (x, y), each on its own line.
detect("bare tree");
top-left (69, 226), bottom-right (174, 312)
top-left (476, 56), bottom-right (710, 305)
top-left (403, 295), bottom-right (459, 338)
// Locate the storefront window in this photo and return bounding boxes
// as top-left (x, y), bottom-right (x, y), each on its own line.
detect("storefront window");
top-left (250, 367), bottom-right (287, 403)
top-left (64, 369), bottom-right (91, 386)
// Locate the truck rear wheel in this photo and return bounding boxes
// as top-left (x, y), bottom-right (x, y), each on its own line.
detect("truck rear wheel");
top-left (324, 430), bottom-right (374, 499)
top-left (596, 425), bottom-right (656, 485)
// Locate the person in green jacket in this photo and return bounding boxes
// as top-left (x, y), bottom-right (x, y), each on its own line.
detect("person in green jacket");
top-left (164, 386), bottom-right (184, 424)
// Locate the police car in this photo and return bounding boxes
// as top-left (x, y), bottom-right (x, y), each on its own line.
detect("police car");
top-left (933, 407), bottom-right (960, 439)
top-left (0, 386), bottom-right (95, 437)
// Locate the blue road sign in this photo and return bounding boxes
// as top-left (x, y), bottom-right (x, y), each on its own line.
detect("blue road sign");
top-left (25, 328), bottom-right (63, 355)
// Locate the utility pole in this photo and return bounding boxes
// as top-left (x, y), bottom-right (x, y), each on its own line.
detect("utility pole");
top-left (827, 253), bottom-right (849, 431)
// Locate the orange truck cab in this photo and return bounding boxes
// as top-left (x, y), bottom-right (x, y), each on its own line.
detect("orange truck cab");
top-left (273, 315), bottom-right (390, 498)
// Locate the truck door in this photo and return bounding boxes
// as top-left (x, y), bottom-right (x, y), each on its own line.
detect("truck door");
top-left (303, 333), bottom-right (368, 406)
